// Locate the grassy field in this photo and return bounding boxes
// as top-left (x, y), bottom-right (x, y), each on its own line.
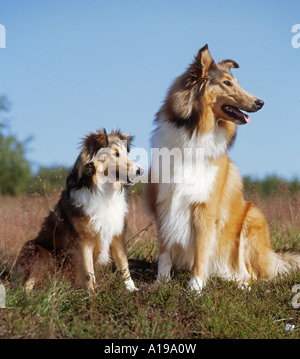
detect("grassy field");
top-left (0, 186), bottom-right (300, 339)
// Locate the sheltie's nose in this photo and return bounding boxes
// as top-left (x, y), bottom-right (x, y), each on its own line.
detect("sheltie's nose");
top-left (255, 98), bottom-right (264, 109)
top-left (136, 167), bottom-right (144, 176)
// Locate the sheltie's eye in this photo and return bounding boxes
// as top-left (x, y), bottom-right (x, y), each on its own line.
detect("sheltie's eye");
top-left (223, 80), bottom-right (232, 86)
top-left (114, 151), bottom-right (120, 157)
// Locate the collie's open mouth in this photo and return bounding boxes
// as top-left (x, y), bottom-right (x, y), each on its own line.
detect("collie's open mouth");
top-left (222, 105), bottom-right (251, 125)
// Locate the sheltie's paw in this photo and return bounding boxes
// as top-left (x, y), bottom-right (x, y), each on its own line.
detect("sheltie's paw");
top-left (25, 278), bottom-right (36, 293)
top-left (124, 279), bottom-right (139, 292)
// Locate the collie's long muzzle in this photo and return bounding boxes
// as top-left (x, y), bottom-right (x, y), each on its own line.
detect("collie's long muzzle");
top-left (222, 98), bottom-right (264, 125)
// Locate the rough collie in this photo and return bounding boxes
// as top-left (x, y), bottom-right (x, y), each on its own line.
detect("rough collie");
top-left (15, 129), bottom-right (143, 291)
top-left (146, 44), bottom-right (300, 292)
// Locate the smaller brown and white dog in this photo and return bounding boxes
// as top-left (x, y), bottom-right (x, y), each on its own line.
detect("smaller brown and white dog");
top-left (15, 129), bottom-right (143, 291)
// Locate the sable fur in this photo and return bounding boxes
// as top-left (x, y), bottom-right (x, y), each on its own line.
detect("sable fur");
top-left (15, 129), bottom-right (142, 291)
top-left (147, 45), bottom-right (300, 292)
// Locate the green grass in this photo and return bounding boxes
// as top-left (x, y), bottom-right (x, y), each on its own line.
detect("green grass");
top-left (1, 251), bottom-right (300, 339)
top-left (1, 190), bottom-right (300, 339)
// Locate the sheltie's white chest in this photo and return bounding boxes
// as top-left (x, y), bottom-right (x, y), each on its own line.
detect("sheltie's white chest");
top-left (71, 185), bottom-right (128, 263)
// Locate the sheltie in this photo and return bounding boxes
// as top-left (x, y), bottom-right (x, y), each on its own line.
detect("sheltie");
top-left (15, 129), bottom-right (143, 291)
top-left (146, 44), bottom-right (300, 292)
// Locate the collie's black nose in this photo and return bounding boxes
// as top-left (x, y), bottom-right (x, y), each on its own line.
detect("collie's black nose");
top-left (255, 99), bottom-right (264, 109)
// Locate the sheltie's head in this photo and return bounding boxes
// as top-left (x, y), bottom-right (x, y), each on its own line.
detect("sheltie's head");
top-left (67, 129), bottom-right (143, 195)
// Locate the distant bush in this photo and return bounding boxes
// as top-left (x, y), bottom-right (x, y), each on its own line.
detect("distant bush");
top-left (127, 176), bottom-right (300, 199)
top-left (0, 133), bottom-right (32, 196)
top-left (243, 175), bottom-right (300, 196)
top-left (0, 97), bottom-right (32, 196)
top-left (28, 166), bottom-right (69, 195)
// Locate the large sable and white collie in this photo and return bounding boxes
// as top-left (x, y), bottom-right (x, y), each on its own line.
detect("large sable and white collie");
top-left (16, 129), bottom-right (143, 291)
top-left (147, 44), bottom-right (300, 292)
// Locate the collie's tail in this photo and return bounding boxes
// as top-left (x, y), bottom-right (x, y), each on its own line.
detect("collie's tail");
top-left (269, 250), bottom-right (300, 278)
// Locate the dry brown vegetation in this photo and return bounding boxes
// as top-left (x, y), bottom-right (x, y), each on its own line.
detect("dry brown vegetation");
top-left (1, 184), bottom-right (299, 264)
top-left (0, 185), bottom-right (299, 339)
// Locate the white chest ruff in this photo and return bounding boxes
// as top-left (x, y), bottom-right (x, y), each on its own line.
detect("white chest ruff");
top-left (156, 163), bottom-right (218, 250)
top-left (151, 120), bottom-right (226, 249)
top-left (71, 186), bottom-right (127, 264)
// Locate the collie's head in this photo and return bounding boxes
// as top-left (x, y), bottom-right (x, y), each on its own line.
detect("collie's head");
top-left (160, 44), bottom-right (264, 137)
top-left (67, 129), bottom-right (143, 196)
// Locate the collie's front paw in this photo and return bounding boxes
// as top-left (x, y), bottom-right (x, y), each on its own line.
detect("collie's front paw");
top-left (124, 279), bottom-right (139, 292)
top-left (189, 277), bottom-right (204, 294)
top-left (156, 273), bottom-right (171, 284)
top-left (238, 282), bottom-right (251, 292)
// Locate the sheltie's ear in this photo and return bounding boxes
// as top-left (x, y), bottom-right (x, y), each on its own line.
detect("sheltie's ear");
top-left (81, 129), bottom-right (109, 161)
top-left (66, 129), bottom-right (109, 197)
top-left (66, 162), bottom-right (80, 197)
top-left (110, 129), bottom-right (134, 152)
top-left (187, 44), bottom-right (214, 88)
top-left (66, 161), bottom-right (96, 197)
top-left (118, 133), bottom-right (134, 152)
top-left (79, 162), bottom-right (96, 188)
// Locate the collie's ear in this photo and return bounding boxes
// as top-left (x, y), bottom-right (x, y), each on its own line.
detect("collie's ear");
top-left (81, 129), bottom-right (109, 160)
top-left (187, 44), bottom-right (214, 88)
top-left (218, 59), bottom-right (239, 70)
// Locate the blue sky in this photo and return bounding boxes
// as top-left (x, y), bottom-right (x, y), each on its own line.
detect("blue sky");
top-left (0, 0), bottom-right (299, 179)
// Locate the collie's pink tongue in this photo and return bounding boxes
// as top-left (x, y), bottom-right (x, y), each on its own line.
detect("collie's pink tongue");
top-left (243, 113), bottom-right (251, 124)
top-left (230, 106), bottom-right (251, 124)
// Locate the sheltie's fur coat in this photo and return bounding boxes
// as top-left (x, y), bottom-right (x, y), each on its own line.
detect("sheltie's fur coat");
top-left (147, 45), bottom-right (300, 292)
top-left (16, 129), bottom-right (142, 291)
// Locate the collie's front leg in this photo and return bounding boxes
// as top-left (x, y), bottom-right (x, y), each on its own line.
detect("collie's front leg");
top-left (189, 203), bottom-right (215, 294)
top-left (156, 241), bottom-right (172, 283)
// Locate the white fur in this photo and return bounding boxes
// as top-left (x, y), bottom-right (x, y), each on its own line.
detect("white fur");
top-left (152, 117), bottom-right (248, 286)
top-left (189, 276), bottom-right (204, 293)
top-left (238, 282), bottom-right (251, 291)
top-left (70, 183), bottom-right (127, 264)
top-left (151, 115), bottom-right (261, 288)
top-left (124, 278), bottom-right (139, 292)
top-left (156, 252), bottom-right (172, 281)
top-left (151, 119), bottom-right (228, 255)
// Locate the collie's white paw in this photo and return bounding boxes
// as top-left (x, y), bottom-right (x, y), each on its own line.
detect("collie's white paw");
top-left (124, 279), bottom-right (139, 292)
top-left (189, 277), bottom-right (204, 294)
top-left (156, 273), bottom-right (171, 284)
top-left (238, 282), bottom-right (251, 291)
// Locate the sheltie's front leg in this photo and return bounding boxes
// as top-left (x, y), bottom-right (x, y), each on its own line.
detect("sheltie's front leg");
top-left (73, 240), bottom-right (96, 291)
top-left (189, 203), bottom-right (216, 294)
top-left (110, 234), bottom-right (138, 291)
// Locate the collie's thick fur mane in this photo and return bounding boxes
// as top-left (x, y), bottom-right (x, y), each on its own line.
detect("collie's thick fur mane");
top-left (147, 44), bottom-right (300, 293)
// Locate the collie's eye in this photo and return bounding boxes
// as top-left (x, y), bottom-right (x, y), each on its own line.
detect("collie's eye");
top-left (114, 151), bottom-right (120, 157)
top-left (223, 80), bottom-right (232, 86)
